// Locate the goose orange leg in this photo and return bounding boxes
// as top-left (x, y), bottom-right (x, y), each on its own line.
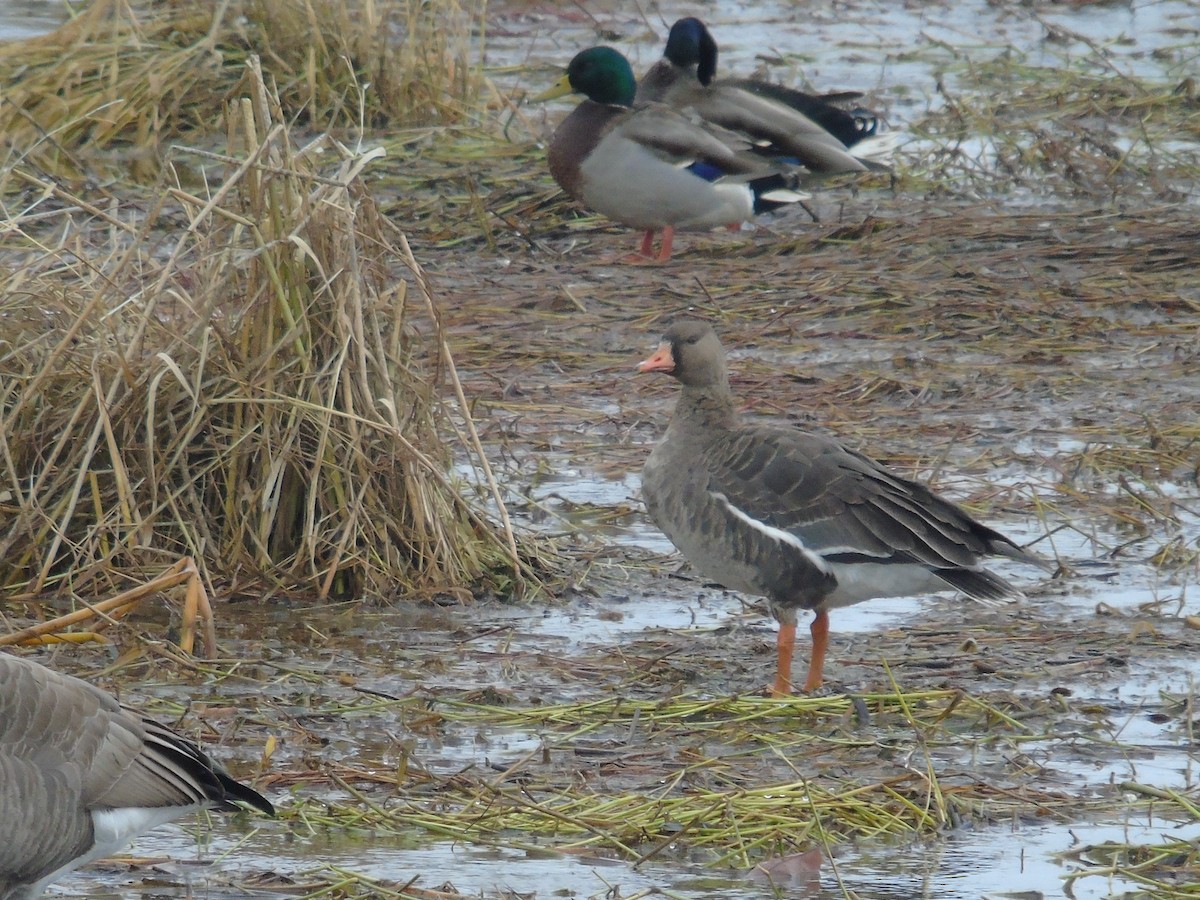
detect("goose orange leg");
top-left (771, 622), bottom-right (797, 696)
top-left (802, 609), bottom-right (830, 693)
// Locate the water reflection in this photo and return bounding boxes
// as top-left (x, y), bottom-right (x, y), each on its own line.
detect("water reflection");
top-left (0, 0), bottom-right (66, 41)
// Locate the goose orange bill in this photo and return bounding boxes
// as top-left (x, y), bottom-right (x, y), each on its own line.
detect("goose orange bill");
top-left (637, 343), bottom-right (675, 373)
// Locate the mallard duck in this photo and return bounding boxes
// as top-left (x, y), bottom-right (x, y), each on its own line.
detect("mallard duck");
top-left (536, 46), bottom-right (808, 262)
top-left (0, 653), bottom-right (274, 898)
top-left (637, 17), bottom-right (890, 171)
top-left (637, 320), bottom-right (1050, 695)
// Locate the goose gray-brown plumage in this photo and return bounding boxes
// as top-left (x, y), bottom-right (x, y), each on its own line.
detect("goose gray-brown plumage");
top-left (635, 18), bottom-right (889, 174)
top-left (0, 653), bottom-right (274, 899)
top-left (637, 320), bottom-right (1049, 694)
top-left (536, 46), bottom-right (808, 262)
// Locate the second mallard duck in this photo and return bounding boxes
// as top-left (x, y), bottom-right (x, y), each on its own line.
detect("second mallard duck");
top-left (536, 46), bottom-right (808, 262)
top-left (637, 17), bottom-right (893, 171)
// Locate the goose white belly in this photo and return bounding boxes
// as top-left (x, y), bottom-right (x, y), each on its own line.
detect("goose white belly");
top-left (22, 805), bottom-right (206, 899)
top-left (823, 560), bottom-right (947, 608)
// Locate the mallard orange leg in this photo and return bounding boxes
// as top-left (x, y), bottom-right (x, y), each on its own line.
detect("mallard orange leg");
top-left (619, 228), bottom-right (671, 265)
top-left (654, 226), bottom-right (675, 261)
top-left (622, 227), bottom-right (675, 264)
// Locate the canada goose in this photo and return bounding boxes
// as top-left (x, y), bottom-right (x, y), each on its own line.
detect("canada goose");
top-left (637, 320), bottom-right (1050, 694)
top-left (0, 653), bottom-right (274, 899)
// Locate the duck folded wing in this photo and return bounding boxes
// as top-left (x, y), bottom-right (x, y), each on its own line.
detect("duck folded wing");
top-left (675, 89), bottom-right (869, 173)
top-left (727, 81), bottom-right (878, 147)
top-left (615, 105), bottom-right (766, 173)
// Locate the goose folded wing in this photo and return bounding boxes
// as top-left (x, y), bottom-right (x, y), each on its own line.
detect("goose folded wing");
top-left (93, 717), bottom-right (272, 815)
top-left (705, 427), bottom-right (1006, 569)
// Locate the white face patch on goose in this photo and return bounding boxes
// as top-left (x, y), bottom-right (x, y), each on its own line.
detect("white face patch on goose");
top-left (710, 491), bottom-right (832, 575)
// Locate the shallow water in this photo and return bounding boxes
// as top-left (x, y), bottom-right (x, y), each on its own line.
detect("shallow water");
top-left (513, 0), bottom-right (1199, 119)
top-left (0, 0), bottom-right (64, 41)
top-left (54, 814), bottom-right (1200, 899)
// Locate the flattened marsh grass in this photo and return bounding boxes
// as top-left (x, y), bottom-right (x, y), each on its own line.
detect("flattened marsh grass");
top-left (264, 688), bottom-right (1200, 873)
top-left (899, 39), bottom-right (1200, 201)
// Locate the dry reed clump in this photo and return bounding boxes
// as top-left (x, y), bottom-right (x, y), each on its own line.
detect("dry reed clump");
top-left (0, 59), bottom-right (544, 611)
top-left (0, 0), bottom-right (485, 179)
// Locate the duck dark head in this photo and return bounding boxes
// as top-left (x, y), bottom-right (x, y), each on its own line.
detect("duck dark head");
top-left (566, 46), bottom-right (638, 105)
top-left (663, 18), bottom-right (719, 86)
top-left (637, 319), bottom-right (727, 389)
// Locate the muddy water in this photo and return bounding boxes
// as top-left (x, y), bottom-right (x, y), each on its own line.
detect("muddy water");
top-left (44, 533), bottom-right (1199, 899)
top-left (59, 819), bottom-right (1197, 899)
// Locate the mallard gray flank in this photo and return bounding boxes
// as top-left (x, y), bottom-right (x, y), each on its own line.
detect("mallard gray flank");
top-left (637, 320), bottom-right (1049, 694)
top-left (0, 653), bottom-right (274, 900)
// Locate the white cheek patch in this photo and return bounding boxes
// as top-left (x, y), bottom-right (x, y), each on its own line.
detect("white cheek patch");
top-left (711, 491), bottom-right (831, 575)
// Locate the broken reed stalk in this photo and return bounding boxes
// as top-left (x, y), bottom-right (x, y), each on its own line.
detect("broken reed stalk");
top-left (0, 57), bottom-right (544, 618)
top-left (0, 557), bottom-right (214, 655)
top-left (0, 0), bottom-right (487, 179)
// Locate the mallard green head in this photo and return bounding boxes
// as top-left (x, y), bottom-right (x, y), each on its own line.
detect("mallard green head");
top-left (537, 46), bottom-right (637, 106)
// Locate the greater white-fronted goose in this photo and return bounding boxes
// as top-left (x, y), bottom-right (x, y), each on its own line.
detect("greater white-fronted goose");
top-left (0, 653), bottom-right (274, 899)
top-left (637, 320), bottom-right (1049, 695)
top-left (535, 46), bottom-right (808, 262)
top-left (635, 18), bottom-right (888, 174)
